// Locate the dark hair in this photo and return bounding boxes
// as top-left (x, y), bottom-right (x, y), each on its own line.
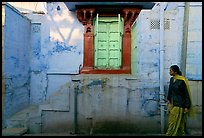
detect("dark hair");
top-left (170, 65), bottom-right (182, 75)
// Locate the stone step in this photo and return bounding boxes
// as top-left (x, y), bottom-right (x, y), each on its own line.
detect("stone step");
top-left (23, 133), bottom-right (76, 136)
top-left (6, 105), bottom-right (39, 128)
top-left (2, 127), bottom-right (28, 136)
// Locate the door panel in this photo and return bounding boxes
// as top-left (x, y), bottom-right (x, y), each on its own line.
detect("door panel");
top-left (94, 14), bottom-right (123, 69)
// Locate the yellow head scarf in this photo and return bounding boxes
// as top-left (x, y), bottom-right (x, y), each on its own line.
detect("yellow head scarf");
top-left (173, 74), bottom-right (195, 118)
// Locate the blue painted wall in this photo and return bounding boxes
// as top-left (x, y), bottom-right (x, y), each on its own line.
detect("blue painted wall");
top-left (3, 2), bottom-right (202, 134)
top-left (3, 3), bottom-right (31, 122)
top-left (27, 2), bottom-right (83, 104)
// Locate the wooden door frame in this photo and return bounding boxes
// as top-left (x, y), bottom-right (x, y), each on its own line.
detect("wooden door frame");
top-left (76, 8), bottom-right (141, 74)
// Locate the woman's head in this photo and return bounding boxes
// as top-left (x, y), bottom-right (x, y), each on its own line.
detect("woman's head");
top-left (169, 65), bottom-right (182, 76)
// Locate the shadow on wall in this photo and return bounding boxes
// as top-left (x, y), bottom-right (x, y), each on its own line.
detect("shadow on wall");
top-left (47, 2), bottom-right (83, 47)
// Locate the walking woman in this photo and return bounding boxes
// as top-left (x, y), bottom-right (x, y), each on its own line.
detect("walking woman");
top-left (166, 65), bottom-right (195, 136)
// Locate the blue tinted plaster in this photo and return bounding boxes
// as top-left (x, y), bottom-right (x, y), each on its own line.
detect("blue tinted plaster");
top-left (9, 56), bottom-right (19, 67)
top-left (48, 41), bottom-right (77, 55)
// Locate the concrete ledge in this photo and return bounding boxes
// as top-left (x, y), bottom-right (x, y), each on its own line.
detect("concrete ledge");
top-left (2, 128), bottom-right (28, 136)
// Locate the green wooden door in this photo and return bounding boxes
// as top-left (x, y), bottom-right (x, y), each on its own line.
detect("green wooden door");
top-left (94, 14), bottom-right (123, 69)
top-left (131, 20), bottom-right (138, 75)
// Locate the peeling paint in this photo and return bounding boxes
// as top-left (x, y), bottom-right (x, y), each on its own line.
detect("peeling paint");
top-left (87, 78), bottom-right (109, 89)
top-left (48, 41), bottom-right (77, 55)
top-left (9, 56), bottom-right (19, 67)
top-left (149, 48), bottom-right (157, 53)
top-left (87, 80), bottom-right (103, 88)
top-left (54, 44), bottom-right (76, 52)
top-left (33, 45), bottom-right (41, 56)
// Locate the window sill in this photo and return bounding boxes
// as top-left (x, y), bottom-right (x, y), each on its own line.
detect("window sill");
top-left (80, 66), bottom-right (131, 74)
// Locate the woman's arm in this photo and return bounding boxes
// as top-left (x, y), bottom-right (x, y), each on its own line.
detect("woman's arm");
top-left (183, 80), bottom-right (190, 109)
top-left (167, 78), bottom-right (173, 103)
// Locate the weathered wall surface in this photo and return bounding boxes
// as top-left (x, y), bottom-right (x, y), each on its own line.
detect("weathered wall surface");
top-left (23, 2), bottom-right (84, 104)
top-left (33, 3), bottom-right (162, 134)
top-left (38, 75), bottom-right (161, 134)
top-left (3, 3), bottom-right (31, 126)
top-left (4, 2), bottom-right (202, 135)
top-left (76, 75), bottom-right (160, 134)
top-left (186, 3), bottom-right (202, 80)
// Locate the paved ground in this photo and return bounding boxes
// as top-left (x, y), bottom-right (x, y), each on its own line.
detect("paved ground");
top-left (2, 128), bottom-right (202, 136)
top-left (22, 130), bottom-right (202, 136)
top-left (186, 129), bottom-right (202, 136)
